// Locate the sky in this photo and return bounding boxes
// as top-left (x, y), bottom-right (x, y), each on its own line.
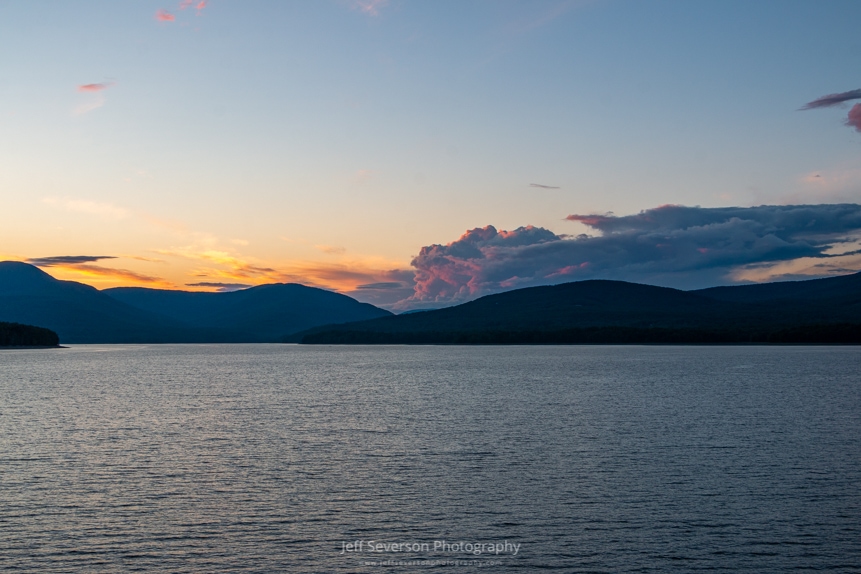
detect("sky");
top-left (2, 0), bottom-right (861, 309)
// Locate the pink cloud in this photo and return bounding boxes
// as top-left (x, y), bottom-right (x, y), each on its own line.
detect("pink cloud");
top-left (409, 225), bottom-right (559, 303)
top-left (404, 204), bottom-right (861, 307)
top-left (156, 9), bottom-right (175, 22)
top-left (77, 82), bottom-right (113, 93)
top-left (353, 0), bottom-right (388, 16)
top-left (181, 0), bottom-right (207, 13)
top-left (846, 104), bottom-right (861, 133)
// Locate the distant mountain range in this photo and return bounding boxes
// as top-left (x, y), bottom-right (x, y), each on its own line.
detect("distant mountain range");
top-left (2, 260), bottom-right (860, 344)
top-left (0, 262), bottom-right (391, 343)
top-left (294, 273), bottom-right (861, 344)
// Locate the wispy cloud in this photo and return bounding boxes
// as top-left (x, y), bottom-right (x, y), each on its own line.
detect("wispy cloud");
top-left (179, 0), bottom-right (207, 14)
top-left (125, 255), bottom-right (166, 263)
top-left (316, 244), bottom-right (347, 255)
top-left (159, 248), bottom-right (281, 282)
top-left (165, 244), bottom-right (414, 305)
top-left (356, 281), bottom-right (404, 290)
top-left (73, 95), bottom-right (106, 115)
top-left (156, 9), bottom-right (175, 22)
top-left (27, 256), bottom-right (170, 286)
top-left (27, 255), bottom-right (116, 267)
top-left (788, 165), bottom-right (861, 203)
top-left (530, 183), bottom-right (560, 189)
top-left (353, 169), bottom-right (375, 184)
top-left (73, 81), bottom-right (115, 116)
top-left (42, 197), bottom-right (130, 220)
top-left (801, 89), bottom-right (861, 134)
top-left (352, 0), bottom-right (388, 16)
top-left (800, 89), bottom-right (861, 110)
top-left (77, 82), bottom-right (114, 93)
top-left (186, 282), bottom-right (251, 292)
top-left (60, 264), bottom-right (169, 284)
top-left (505, 0), bottom-right (588, 36)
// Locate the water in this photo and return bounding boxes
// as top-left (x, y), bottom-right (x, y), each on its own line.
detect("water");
top-left (1, 345), bottom-right (859, 572)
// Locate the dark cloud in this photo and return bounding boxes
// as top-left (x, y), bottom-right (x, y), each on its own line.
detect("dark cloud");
top-left (346, 269), bottom-right (415, 309)
top-left (186, 282), bottom-right (251, 292)
top-left (530, 183), bottom-right (560, 189)
top-left (406, 204), bottom-right (861, 305)
top-left (846, 104), bottom-right (861, 133)
top-left (356, 282), bottom-right (405, 290)
top-left (801, 90), bottom-right (861, 133)
top-left (800, 89), bottom-right (861, 109)
top-left (28, 255), bottom-right (116, 267)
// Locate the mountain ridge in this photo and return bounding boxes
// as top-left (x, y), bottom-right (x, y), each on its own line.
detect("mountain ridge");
top-left (3, 260), bottom-right (859, 345)
top-left (294, 272), bottom-right (861, 344)
top-left (0, 262), bottom-right (391, 343)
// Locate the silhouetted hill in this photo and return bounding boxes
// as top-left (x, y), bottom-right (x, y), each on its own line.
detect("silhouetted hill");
top-left (104, 284), bottom-right (391, 342)
top-left (296, 273), bottom-right (861, 344)
top-left (0, 262), bottom-right (391, 343)
top-left (694, 273), bottom-right (861, 305)
top-left (0, 321), bottom-right (60, 347)
top-left (0, 262), bottom-right (193, 343)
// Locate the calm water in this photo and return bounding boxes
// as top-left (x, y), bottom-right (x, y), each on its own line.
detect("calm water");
top-left (1, 345), bottom-right (859, 572)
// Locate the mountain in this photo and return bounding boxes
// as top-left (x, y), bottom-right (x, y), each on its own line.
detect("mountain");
top-left (0, 262), bottom-right (191, 343)
top-left (295, 273), bottom-right (861, 344)
top-left (103, 284), bottom-right (391, 342)
top-left (0, 262), bottom-right (391, 343)
top-left (694, 272), bottom-right (861, 305)
top-left (5, 259), bottom-right (859, 345)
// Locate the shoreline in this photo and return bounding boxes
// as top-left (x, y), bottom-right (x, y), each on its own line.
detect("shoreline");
top-left (0, 345), bottom-right (66, 350)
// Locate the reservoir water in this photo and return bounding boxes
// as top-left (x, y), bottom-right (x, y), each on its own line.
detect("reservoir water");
top-left (1, 345), bottom-right (859, 572)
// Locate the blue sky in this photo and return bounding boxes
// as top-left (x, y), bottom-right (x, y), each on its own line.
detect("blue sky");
top-left (1, 0), bottom-right (860, 307)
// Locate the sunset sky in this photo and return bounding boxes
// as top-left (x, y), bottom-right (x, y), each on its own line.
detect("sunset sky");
top-left (2, 0), bottom-right (861, 309)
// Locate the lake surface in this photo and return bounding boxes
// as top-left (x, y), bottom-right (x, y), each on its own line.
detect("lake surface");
top-left (1, 345), bottom-right (859, 572)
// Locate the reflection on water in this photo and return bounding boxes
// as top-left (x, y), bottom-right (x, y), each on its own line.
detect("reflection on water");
top-left (1, 345), bottom-right (859, 572)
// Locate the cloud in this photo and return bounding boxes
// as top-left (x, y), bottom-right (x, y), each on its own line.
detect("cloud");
top-left (353, 169), bottom-right (375, 184)
top-left (42, 197), bottom-right (130, 220)
top-left (161, 244), bottom-right (413, 306)
top-left (406, 204), bottom-right (861, 306)
top-left (356, 281), bottom-right (404, 290)
top-left (73, 83), bottom-right (114, 115)
top-left (530, 183), bottom-right (560, 189)
top-left (156, 9), bottom-right (175, 22)
top-left (73, 95), bottom-right (106, 116)
top-left (343, 269), bottom-right (416, 308)
top-left (180, 0), bottom-right (207, 13)
top-left (800, 89), bottom-right (861, 110)
top-left (846, 104), bottom-right (861, 133)
top-left (77, 82), bottom-right (114, 93)
top-left (316, 244), bottom-right (347, 255)
top-left (26, 258), bottom-right (168, 285)
top-left (801, 89), bottom-right (861, 134)
top-left (352, 0), bottom-right (388, 16)
top-left (186, 282), bottom-right (251, 292)
top-left (63, 265), bottom-right (168, 284)
top-left (27, 255), bottom-right (116, 267)
top-left (25, 254), bottom-right (169, 285)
